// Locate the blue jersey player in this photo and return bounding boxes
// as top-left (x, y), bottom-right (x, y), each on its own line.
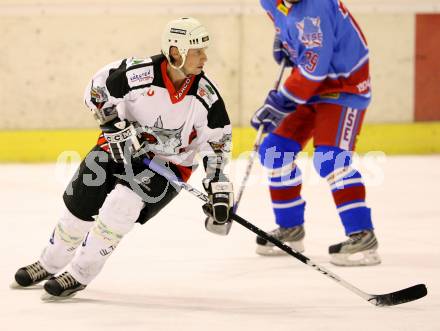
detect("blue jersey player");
top-left (251, 0), bottom-right (381, 266)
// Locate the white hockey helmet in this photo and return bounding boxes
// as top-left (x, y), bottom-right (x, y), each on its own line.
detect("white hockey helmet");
top-left (161, 17), bottom-right (210, 69)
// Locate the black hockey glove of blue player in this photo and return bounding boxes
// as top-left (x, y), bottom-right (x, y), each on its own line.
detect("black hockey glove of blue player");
top-left (202, 178), bottom-right (234, 236)
top-left (101, 119), bottom-right (142, 164)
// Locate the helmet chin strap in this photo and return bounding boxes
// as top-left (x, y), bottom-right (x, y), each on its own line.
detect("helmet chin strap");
top-left (167, 55), bottom-right (193, 78)
top-left (168, 52), bottom-right (195, 77)
top-left (168, 55), bottom-right (186, 70)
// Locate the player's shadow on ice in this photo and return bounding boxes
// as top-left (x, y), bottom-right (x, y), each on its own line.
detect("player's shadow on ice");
top-left (45, 292), bottom-right (383, 314)
top-left (47, 292), bottom-right (296, 315)
top-left (9, 284), bottom-right (44, 290)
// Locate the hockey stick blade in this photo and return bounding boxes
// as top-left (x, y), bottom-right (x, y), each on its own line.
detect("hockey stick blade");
top-left (368, 284), bottom-right (427, 307)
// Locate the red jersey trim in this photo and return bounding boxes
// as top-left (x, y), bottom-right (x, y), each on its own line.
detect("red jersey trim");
top-left (284, 61), bottom-right (371, 102)
top-left (160, 60), bottom-right (196, 104)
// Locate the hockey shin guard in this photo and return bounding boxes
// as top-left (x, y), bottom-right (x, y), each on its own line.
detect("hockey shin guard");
top-left (67, 184), bottom-right (144, 284)
top-left (39, 208), bottom-right (94, 274)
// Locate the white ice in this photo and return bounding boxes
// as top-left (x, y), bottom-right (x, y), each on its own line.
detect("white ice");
top-left (1, 155), bottom-right (439, 331)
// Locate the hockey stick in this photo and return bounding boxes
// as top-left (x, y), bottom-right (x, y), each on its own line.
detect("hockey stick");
top-left (142, 157), bottom-right (427, 307)
top-left (234, 59), bottom-right (287, 212)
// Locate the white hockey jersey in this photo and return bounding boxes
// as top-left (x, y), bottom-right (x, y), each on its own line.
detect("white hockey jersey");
top-left (84, 54), bottom-right (232, 176)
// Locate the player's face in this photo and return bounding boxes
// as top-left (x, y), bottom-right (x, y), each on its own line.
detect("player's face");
top-left (183, 48), bottom-right (208, 75)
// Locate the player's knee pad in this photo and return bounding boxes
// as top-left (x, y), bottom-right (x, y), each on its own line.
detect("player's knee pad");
top-left (313, 146), bottom-right (353, 178)
top-left (99, 184), bottom-right (144, 235)
top-left (259, 133), bottom-right (301, 170)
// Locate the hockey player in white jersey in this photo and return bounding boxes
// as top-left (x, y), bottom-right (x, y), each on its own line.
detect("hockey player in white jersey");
top-left (11, 17), bottom-right (234, 299)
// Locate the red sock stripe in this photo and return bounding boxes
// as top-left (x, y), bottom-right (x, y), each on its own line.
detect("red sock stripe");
top-left (270, 184), bottom-right (302, 201)
top-left (332, 185), bottom-right (366, 206)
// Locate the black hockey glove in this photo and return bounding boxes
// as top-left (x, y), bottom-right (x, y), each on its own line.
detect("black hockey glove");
top-left (100, 119), bottom-right (142, 164)
top-left (202, 178), bottom-right (234, 236)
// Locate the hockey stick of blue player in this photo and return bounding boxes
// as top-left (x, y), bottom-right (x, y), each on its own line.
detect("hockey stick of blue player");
top-left (233, 59), bottom-right (287, 213)
top-left (142, 156), bottom-right (427, 307)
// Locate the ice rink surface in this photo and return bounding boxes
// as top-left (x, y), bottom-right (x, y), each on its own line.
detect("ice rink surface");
top-left (1, 155), bottom-right (439, 331)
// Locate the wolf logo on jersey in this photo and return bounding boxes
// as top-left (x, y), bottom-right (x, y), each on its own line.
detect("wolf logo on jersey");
top-left (142, 116), bottom-right (184, 156)
top-left (296, 17), bottom-right (323, 49)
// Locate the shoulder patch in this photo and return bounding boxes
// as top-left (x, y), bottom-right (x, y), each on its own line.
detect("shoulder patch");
top-left (126, 57), bottom-right (152, 68)
top-left (126, 66), bottom-right (154, 88)
top-left (197, 77), bottom-right (219, 108)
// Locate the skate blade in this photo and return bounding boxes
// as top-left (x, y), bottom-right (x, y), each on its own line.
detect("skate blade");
top-left (330, 249), bottom-right (381, 267)
top-left (41, 291), bottom-right (78, 302)
top-left (9, 280), bottom-right (43, 290)
top-left (10, 280), bottom-right (22, 289)
top-left (256, 240), bottom-right (304, 256)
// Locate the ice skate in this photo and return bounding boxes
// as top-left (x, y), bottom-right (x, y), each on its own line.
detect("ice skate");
top-left (329, 230), bottom-right (381, 266)
top-left (11, 261), bottom-right (53, 289)
top-left (256, 225), bottom-right (305, 256)
top-left (41, 271), bottom-right (86, 301)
